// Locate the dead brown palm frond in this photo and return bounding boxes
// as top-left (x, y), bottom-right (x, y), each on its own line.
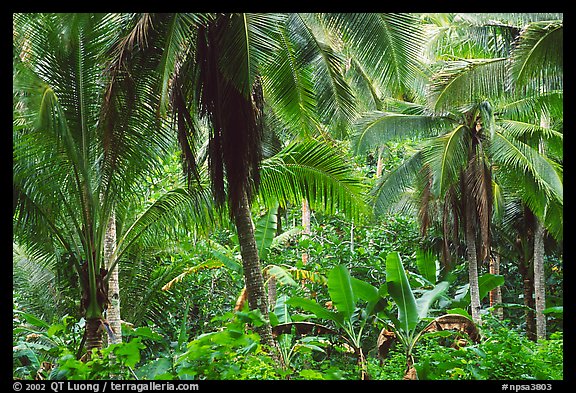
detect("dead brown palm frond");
top-left (421, 313), bottom-right (481, 343)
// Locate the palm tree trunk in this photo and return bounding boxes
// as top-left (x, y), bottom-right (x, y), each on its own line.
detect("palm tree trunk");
top-left (301, 199), bottom-right (311, 264)
top-left (233, 188), bottom-right (280, 361)
top-left (533, 218), bottom-right (546, 340)
top-left (465, 200), bottom-right (482, 325)
top-left (489, 252), bottom-right (503, 320)
top-left (85, 318), bottom-right (104, 354)
top-left (104, 212), bottom-right (121, 345)
top-left (375, 146), bottom-right (384, 178)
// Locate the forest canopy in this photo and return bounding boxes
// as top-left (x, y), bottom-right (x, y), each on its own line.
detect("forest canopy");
top-left (13, 12), bottom-right (563, 382)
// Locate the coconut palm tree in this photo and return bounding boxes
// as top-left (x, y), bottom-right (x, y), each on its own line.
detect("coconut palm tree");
top-left (13, 13), bottom-right (213, 354)
top-left (354, 14), bottom-right (562, 324)
top-left (105, 13), bottom-right (426, 357)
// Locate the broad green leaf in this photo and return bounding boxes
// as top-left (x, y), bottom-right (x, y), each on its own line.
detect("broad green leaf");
top-left (255, 204), bottom-right (278, 260)
top-left (328, 265), bottom-right (356, 319)
top-left (14, 310), bottom-right (50, 329)
top-left (447, 308), bottom-right (473, 320)
top-left (272, 294), bottom-right (292, 325)
top-left (416, 249), bottom-right (438, 284)
top-left (543, 306), bottom-right (563, 315)
top-left (415, 281), bottom-right (449, 320)
top-left (113, 338), bottom-right (146, 368)
top-left (286, 297), bottom-right (342, 324)
top-left (351, 277), bottom-right (379, 303)
top-left (266, 265), bottom-right (298, 287)
top-left (385, 252), bottom-right (418, 333)
top-left (136, 357), bottom-right (172, 380)
top-left (478, 274), bottom-right (505, 301)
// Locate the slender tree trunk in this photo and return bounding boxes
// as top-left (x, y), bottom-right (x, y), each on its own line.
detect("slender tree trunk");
top-left (375, 146), bottom-right (384, 178)
top-left (533, 114), bottom-right (548, 341)
top-left (518, 243), bottom-right (536, 341)
top-left (465, 200), bottom-right (482, 325)
top-left (104, 212), bottom-right (121, 345)
top-left (233, 189), bottom-right (281, 363)
top-left (301, 199), bottom-right (311, 265)
top-left (489, 252), bottom-right (503, 320)
top-left (533, 218), bottom-right (546, 340)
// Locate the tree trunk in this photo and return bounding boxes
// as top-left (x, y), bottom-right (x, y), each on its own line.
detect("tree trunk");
top-left (301, 199), bottom-right (311, 265)
top-left (233, 189), bottom-right (280, 361)
top-left (376, 146), bottom-right (384, 178)
top-left (465, 200), bottom-right (482, 325)
top-left (104, 212), bottom-right (121, 345)
top-left (85, 318), bottom-right (103, 355)
top-left (519, 254), bottom-right (536, 341)
top-left (533, 218), bottom-right (546, 341)
top-left (489, 252), bottom-right (503, 320)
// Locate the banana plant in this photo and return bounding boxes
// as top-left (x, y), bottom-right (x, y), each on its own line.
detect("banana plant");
top-left (382, 251), bottom-right (482, 380)
top-left (282, 265), bottom-right (381, 379)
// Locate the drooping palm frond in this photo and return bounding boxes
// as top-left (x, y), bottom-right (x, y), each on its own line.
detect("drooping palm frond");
top-left (109, 185), bottom-right (215, 275)
top-left (508, 20), bottom-right (563, 94)
top-left (321, 13), bottom-right (426, 99)
top-left (496, 90), bottom-right (563, 124)
top-left (215, 13), bottom-right (285, 97)
top-left (260, 14), bottom-right (320, 136)
top-left (421, 124), bottom-right (471, 197)
top-left (292, 14), bottom-right (357, 131)
top-left (428, 57), bottom-right (508, 112)
top-left (370, 150), bottom-right (423, 217)
top-left (490, 129), bottom-right (562, 239)
top-left (259, 139), bottom-right (368, 220)
top-left (13, 242), bottom-right (67, 322)
top-left (352, 110), bottom-right (454, 154)
top-left (498, 119), bottom-right (563, 160)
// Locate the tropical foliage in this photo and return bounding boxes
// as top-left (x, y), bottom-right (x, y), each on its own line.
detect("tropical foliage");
top-left (14, 12), bottom-right (562, 381)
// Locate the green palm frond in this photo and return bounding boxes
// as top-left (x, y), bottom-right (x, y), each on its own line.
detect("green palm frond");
top-left (216, 13), bottom-right (285, 97)
top-left (261, 15), bottom-right (320, 136)
top-left (429, 57), bottom-right (507, 112)
top-left (371, 150), bottom-right (423, 217)
top-left (353, 110), bottom-right (453, 154)
top-left (497, 90), bottom-right (563, 123)
top-left (322, 13), bottom-right (426, 98)
top-left (111, 186), bottom-right (215, 275)
top-left (154, 14), bottom-right (199, 116)
top-left (498, 119), bottom-right (563, 159)
top-left (13, 242), bottom-right (77, 322)
top-left (292, 14), bottom-right (356, 129)
top-left (508, 20), bottom-right (563, 93)
top-left (421, 125), bottom-right (471, 197)
top-left (259, 139), bottom-right (368, 220)
top-left (491, 130), bottom-right (562, 238)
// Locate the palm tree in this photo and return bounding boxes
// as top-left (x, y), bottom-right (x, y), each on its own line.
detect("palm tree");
top-left (355, 14), bottom-right (562, 324)
top-left (106, 13), bottom-right (426, 357)
top-left (13, 13), bottom-right (211, 354)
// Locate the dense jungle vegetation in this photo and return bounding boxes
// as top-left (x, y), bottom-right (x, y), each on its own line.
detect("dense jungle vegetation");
top-left (13, 12), bottom-right (563, 381)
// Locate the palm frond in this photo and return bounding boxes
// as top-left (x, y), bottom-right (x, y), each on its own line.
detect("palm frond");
top-left (421, 125), bottom-right (471, 197)
top-left (260, 15), bottom-right (320, 136)
top-left (259, 139), bottom-right (368, 220)
top-left (216, 13), bottom-right (286, 96)
top-left (322, 13), bottom-right (426, 98)
top-left (491, 130), bottom-right (562, 234)
top-left (498, 119), bottom-right (563, 159)
top-left (110, 186), bottom-right (215, 275)
top-left (353, 110), bottom-right (453, 154)
top-left (291, 14), bottom-right (357, 129)
top-left (429, 57), bottom-right (507, 112)
top-left (371, 150), bottom-right (423, 217)
top-left (508, 20), bottom-right (563, 94)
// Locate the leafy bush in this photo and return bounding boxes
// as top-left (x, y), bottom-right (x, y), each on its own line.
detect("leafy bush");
top-left (174, 310), bottom-right (283, 380)
top-left (413, 316), bottom-right (563, 380)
